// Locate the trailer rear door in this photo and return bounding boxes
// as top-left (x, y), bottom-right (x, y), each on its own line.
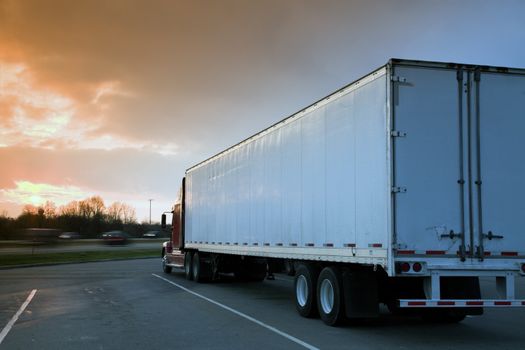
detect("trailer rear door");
top-left (474, 71), bottom-right (525, 258)
top-left (393, 63), bottom-right (525, 260)
top-left (392, 64), bottom-right (466, 257)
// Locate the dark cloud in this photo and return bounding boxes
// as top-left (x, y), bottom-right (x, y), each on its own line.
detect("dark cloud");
top-left (3, 0), bottom-right (524, 147)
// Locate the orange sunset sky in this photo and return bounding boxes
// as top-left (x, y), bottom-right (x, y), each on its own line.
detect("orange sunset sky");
top-left (1, 0), bottom-right (524, 222)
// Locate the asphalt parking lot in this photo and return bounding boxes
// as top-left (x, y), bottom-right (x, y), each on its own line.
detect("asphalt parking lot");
top-left (1, 258), bottom-right (525, 350)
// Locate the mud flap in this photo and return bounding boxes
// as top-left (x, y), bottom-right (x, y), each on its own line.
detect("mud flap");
top-left (342, 269), bottom-right (379, 318)
top-left (441, 276), bottom-right (483, 316)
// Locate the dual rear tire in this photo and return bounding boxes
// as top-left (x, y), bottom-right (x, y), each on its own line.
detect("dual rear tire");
top-left (184, 251), bottom-right (193, 280)
top-left (184, 251), bottom-right (212, 282)
top-left (317, 267), bottom-right (345, 326)
top-left (294, 264), bottom-right (319, 318)
top-left (294, 264), bottom-right (345, 326)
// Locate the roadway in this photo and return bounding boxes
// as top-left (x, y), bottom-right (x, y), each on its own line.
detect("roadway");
top-left (1, 259), bottom-right (524, 349)
top-left (0, 240), bottom-right (162, 255)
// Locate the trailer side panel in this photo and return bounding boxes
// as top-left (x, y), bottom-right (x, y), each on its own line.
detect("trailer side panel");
top-left (185, 69), bottom-right (389, 264)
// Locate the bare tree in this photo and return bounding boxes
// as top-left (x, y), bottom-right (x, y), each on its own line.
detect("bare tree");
top-left (107, 202), bottom-right (124, 222)
top-left (22, 204), bottom-right (38, 215)
top-left (59, 201), bottom-right (80, 216)
top-left (121, 203), bottom-right (136, 224)
top-left (89, 196), bottom-right (105, 217)
top-left (43, 201), bottom-right (57, 218)
top-left (78, 196), bottom-right (105, 218)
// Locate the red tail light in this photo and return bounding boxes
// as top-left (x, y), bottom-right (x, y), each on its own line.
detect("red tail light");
top-left (412, 262), bottom-right (422, 272)
top-left (400, 262), bottom-right (410, 272)
top-left (521, 264), bottom-right (525, 273)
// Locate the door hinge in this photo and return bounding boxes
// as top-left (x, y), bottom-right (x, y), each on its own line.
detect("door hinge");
top-left (440, 230), bottom-right (462, 240)
top-left (474, 69), bottom-right (481, 82)
top-left (392, 186), bottom-right (407, 193)
top-left (393, 243), bottom-right (408, 249)
top-left (456, 69), bottom-right (464, 81)
top-left (391, 130), bottom-right (407, 137)
top-left (482, 231), bottom-right (503, 240)
top-left (391, 75), bottom-right (407, 83)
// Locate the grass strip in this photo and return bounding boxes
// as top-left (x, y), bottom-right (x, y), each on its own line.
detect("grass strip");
top-left (0, 249), bottom-right (159, 267)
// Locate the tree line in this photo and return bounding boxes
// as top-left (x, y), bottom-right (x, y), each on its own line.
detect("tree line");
top-left (0, 196), bottom-right (160, 239)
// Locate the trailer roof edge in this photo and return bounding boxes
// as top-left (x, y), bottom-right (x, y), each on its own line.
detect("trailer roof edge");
top-left (186, 62), bottom-right (389, 173)
top-left (186, 58), bottom-right (525, 173)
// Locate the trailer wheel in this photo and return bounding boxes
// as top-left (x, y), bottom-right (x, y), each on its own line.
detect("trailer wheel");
top-left (184, 251), bottom-right (194, 280)
top-left (317, 266), bottom-right (345, 326)
top-left (294, 264), bottom-right (319, 318)
top-left (193, 252), bottom-right (212, 283)
top-left (162, 251), bottom-right (172, 274)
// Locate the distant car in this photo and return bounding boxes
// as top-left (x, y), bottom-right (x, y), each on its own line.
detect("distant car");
top-left (24, 228), bottom-right (61, 243)
top-left (142, 230), bottom-right (161, 238)
top-left (58, 232), bottom-right (81, 239)
top-left (101, 231), bottom-right (128, 245)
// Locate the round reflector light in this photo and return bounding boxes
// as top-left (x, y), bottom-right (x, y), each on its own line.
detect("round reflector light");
top-left (412, 262), bottom-right (422, 272)
top-left (400, 262), bottom-right (410, 273)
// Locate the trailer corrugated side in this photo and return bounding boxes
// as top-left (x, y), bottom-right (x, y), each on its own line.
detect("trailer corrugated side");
top-left (185, 66), bottom-right (392, 269)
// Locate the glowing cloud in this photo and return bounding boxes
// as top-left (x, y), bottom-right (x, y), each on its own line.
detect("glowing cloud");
top-left (92, 81), bottom-right (133, 105)
top-left (0, 60), bottom-right (178, 155)
top-left (0, 62), bottom-right (75, 146)
top-left (0, 181), bottom-right (88, 207)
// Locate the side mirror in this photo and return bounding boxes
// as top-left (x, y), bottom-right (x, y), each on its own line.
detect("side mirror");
top-left (161, 214), bottom-right (166, 229)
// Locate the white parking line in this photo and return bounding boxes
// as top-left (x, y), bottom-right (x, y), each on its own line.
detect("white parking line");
top-left (152, 274), bottom-right (319, 350)
top-left (0, 289), bottom-right (37, 345)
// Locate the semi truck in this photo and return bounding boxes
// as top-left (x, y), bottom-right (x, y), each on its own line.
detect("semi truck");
top-left (161, 58), bottom-right (525, 326)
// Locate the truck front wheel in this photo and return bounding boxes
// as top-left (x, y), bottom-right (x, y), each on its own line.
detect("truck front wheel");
top-left (294, 263), bottom-right (319, 318)
top-left (193, 252), bottom-right (212, 283)
top-left (317, 266), bottom-right (345, 326)
top-left (184, 251), bottom-right (194, 280)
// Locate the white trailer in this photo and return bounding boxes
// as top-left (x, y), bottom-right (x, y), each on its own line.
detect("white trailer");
top-left (162, 59), bottom-right (525, 326)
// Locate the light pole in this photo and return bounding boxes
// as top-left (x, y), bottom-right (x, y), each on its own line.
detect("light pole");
top-left (148, 199), bottom-right (153, 225)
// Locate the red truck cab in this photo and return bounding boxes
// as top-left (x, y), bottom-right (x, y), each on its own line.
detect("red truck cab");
top-left (161, 180), bottom-right (185, 272)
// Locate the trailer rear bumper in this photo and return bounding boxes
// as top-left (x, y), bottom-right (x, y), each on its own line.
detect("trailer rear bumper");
top-left (398, 299), bottom-right (525, 308)
top-left (392, 257), bottom-right (525, 307)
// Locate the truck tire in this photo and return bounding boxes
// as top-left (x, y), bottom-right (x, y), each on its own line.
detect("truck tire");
top-left (317, 266), bottom-right (345, 326)
top-left (184, 251), bottom-right (194, 280)
top-left (193, 252), bottom-right (212, 283)
top-left (162, 251), bottom-right (172, 274)
top-left (294, 263), bottom-right (319, 318)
